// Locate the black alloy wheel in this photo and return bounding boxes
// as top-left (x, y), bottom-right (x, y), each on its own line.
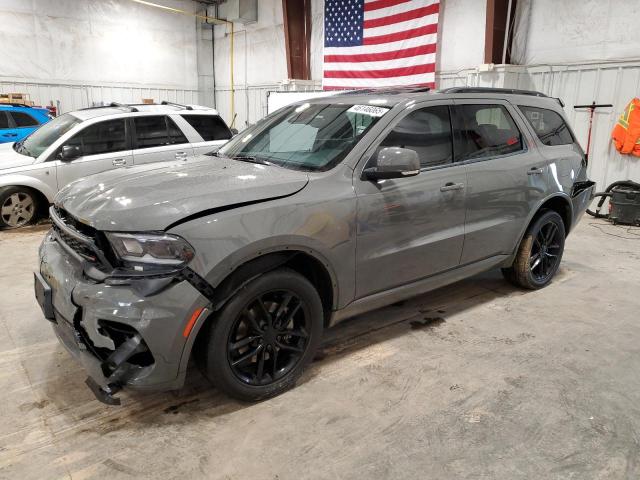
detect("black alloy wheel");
top-left (529, 220), bottom-right (563, 283)
top-left (227, 290), bottom-right (311, 386)
top-left (502, 210), bottom-right (566, 289)
top-left (197, 268), bottom-right (323, 401)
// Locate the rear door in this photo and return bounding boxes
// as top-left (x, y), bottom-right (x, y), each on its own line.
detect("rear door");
top-left (354, 102), bottom-right (467, 298)
top-left (453, 100), bottom-right (550, 264)
top-left (131, 115), bottom-right (194, 165)
top-left (55, 118), bottom-right (133, 188)
top-left (8, 110), bottom-right (41, 142)
top-left (179, 114), bottom-right (233, 154)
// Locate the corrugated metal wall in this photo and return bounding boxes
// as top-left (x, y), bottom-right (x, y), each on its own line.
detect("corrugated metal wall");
top-left (437, 62), bottom-right (640, 189)
top-left (0, 79), bottom-right (199, 114)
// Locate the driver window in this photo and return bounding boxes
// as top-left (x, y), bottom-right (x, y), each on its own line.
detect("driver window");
top-left (64, 119), bottom-right (127, 157)
top-left (378, 106), bottom-right (453, 168)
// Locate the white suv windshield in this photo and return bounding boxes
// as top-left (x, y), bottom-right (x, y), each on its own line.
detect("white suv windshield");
top-left (15, 113), bottom-right (82, 158)
top-left (217, 103), bottom-right (389, 171)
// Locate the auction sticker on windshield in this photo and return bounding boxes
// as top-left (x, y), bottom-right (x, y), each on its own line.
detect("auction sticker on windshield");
top-left (347, 105), bottom-right (389, 117)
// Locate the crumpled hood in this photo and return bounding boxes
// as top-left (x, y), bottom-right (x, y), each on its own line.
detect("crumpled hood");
top-left (56, 156), bottom-right (309, 231)
top-left (0, 143), bottom-right (36, 170)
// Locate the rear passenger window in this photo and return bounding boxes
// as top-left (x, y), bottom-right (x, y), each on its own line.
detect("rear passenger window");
top-left (379, 105), bottom-right (453, 168)
top-left (65, 119), bottom-right (127, 156)
top-left (518, 105), bottom-right (574, 146)
top-left (134, 116), bottom-right (187, 148)
top-left (181, 114), bottom-right (232, 141)
top-left (0, 112), bottom-right (9, 129)
top-left (453, 104), bottom-right (523, 161)
top-left (10, 111), bottom-right (39, 127)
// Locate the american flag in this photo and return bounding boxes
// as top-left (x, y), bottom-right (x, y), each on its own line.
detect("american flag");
top-left (323, 0), bottom-right (439, 90)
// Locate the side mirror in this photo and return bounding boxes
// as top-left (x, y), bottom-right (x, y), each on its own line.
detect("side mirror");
top-left (59, 145), bottom-right (82, 161)
top-left (363, 147), bottom-right (420, 180)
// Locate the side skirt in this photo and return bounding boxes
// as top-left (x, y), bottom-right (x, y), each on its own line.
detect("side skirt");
top-left (329, 255), bottom-right (509, 327)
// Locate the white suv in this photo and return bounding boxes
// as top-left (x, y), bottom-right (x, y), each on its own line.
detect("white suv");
top-left (0, 102), bottom-right (234, 228)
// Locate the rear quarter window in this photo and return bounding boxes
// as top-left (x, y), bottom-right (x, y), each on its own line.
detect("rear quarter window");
top-left (0, 112), bottom-right (9, 129)
top-left (518, 105), bottom-right (574, 146)
top-left (181, 114), bottom-right (232, 141)
top-left (10, 111), bottom-right (39, 127)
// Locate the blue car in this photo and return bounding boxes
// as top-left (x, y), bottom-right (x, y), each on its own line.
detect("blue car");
top-left (0, 104), bottom-right (51, 143)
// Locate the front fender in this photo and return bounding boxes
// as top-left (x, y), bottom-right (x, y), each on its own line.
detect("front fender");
top-left (197, 235), bottom-right (341, 306)
top-left (0, 173), bottom-right (56, 202)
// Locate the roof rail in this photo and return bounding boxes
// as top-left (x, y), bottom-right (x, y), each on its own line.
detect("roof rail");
top-left (0, 102), bottom-right (33, 108)
top-left (335, 85), bottom-right (431, 96)
top-left (77, 103), bottom-right (139, 112)
top-left (110, 102), bottom-right (139, 112)
top-left (441, 87), bottom-right (568, 107)
top-left (160, 100), bottom-right (193, 110)
top-left (440, 87), bottom-right (549, 98)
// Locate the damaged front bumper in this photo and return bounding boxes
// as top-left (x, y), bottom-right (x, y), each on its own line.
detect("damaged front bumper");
top-left (37, 232), bottom-right (210, 405)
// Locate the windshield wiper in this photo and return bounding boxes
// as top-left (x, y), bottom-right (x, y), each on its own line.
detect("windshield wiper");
top-left (230, 155), bottom-right (273, 166)
top-left (13, 140), bottom-right (32, 157)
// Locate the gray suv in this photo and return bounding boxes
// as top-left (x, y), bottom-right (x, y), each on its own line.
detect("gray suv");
top-left (35, 87), bottom-right (595, 404)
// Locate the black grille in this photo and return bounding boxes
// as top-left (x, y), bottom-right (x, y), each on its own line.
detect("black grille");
top-left (52, 223), bottom-right (97, 261)
top-left (50, 207), bottom-right (113, 270)
top-left (54, 206), bottom-right (98, 239)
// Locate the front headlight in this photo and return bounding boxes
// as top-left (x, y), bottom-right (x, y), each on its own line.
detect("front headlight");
top-left (105, 232), bottom-right (195, 272)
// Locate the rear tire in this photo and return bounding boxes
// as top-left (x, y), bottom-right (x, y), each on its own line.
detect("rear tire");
top-left (502, 210), bottom-right (565, 290)
top-left (196, 268), bottom-right (324, 401)
top-left (0, 186), bottom-right (39, 229)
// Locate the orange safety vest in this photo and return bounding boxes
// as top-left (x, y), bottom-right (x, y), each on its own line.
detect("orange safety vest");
top-left (612, 98), bottom-right (640, 157)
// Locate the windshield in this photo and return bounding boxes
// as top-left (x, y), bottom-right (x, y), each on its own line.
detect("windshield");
top-left (15, 113), bottom-right (82, 158)
top-left (216, 103), bottom-right (390, 171)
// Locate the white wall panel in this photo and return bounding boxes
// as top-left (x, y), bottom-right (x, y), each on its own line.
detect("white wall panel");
top-left (0, 0), bottom-right (199, 88)
top-left (0, 79), bottom-right (198, 113)
top-left (512, 0), bottom-right (640, 65)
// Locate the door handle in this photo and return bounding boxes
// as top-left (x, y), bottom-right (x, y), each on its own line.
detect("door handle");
top-left (440, 182), bottom-right (465, 192)
top-left (527, 167), bottom-right (544, 175)
top-left (175, 151), bottom-right (188, 160)
top-left (112, 158), bottom-right (127, 167)
top-left (2, 133), bottom-right (17, 137)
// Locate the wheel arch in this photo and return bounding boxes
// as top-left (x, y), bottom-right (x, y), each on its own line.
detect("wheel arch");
top-left (0, 182), bottom-right (51, 222)
top-left (535, 194), bottom-right (573, 236)
top-left (0, 175), bottom-right (55, 203)
top-left (182, 248), bottom-right (338, 372)
top-left (508, 193), bottom-right (573, 262)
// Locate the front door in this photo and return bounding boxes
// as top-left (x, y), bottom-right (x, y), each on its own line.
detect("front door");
top-left (451, 101), bottom-right (550, 264)
top-left (131, 115), bottom-right (194, 165)
top-left (55, 118), bottom-right (133, 189)
top-left (354, 103), bottom-right (467, 299)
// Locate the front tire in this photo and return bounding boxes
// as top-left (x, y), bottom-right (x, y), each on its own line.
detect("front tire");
top-left (197, 268), bottom-right (324, 401)
top-left (502, 210), bottom-right (566, 289)
top-left (0, 186), bottom-right (39, 229)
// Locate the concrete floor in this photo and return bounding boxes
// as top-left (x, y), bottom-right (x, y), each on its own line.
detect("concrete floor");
top-left (1, 217), bottom-right (639, 479)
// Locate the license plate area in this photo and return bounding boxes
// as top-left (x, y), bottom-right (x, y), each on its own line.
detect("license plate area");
top-left (34, 271), bottom-right (55, 321)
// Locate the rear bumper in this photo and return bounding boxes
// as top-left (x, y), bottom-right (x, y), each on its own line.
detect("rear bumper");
top-left (570, 180), bottom-right (596, 229)
top-left (38, 232), bottom-right (210, 399)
